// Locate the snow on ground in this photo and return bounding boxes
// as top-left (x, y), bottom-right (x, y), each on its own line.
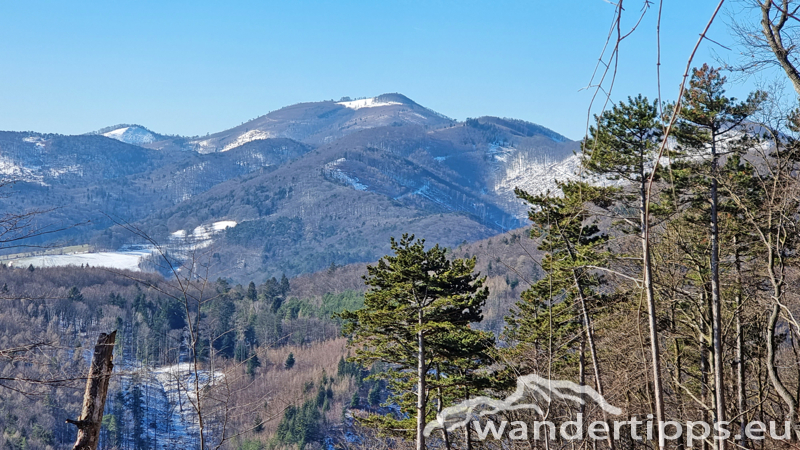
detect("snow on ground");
top-left (493, 152), bottom-right (582, 217)
top-left (170, 220), bottom-right (237, 248)
top-left (322, 158), bottom-right (367, 190)
top-left (47, 164), bottom-right (82, 178)
top-left (193, 139), bottom-right (217, 154)
top-left (7, 221), bottom-right (237, 272)
top-left (337, 97), bottom-right (402, 110)
top-left (22, 136), bottom-right (46, 148)
top-left (8, 248), bottom-right (156, 271)
top-left (103, 126), bottom-right (157, 145)
top-left (114, 362), bottom-right (225, 448)
top-left (220, 130), bottom-right (273, 152)
top-left (0, 155), bottom-right (44, 184)
top-left (212, 220), bottom-right (237, 231)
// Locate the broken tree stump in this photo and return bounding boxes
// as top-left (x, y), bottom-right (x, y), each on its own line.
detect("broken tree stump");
top-left (68, 330), bottom-right (116, 450)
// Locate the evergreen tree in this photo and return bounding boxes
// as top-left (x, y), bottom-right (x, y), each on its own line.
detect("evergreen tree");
top-left (505, 181), bottom-right (617, 450)
top-left (279, 274), bottom-right (290, 296)
top-left (339, 234), bottom-right (489, 450)
top-left (674, 65), bottom-right (764, 446)
top-left (246, 281), bottom-right (257, 302)
top-left (581, 94), bottom-right (667, 432)
top-left (368, 382), bottom-right (382, 407)
top-left (284, 352), bottom-right (295, 369)
top-left (350, 391), bottom-right (360, 409)
top-left (246, 353), bottom-right (261, 377)
top-left (67, 286), bottom-right (84, 302)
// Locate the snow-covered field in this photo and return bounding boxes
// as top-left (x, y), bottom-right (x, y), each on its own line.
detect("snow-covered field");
top-left (6, 220), bottom-right (238, 271)
top-left (8, 248), bottom-right (155, 271)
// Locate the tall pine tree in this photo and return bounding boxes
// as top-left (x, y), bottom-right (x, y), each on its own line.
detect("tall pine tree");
top-left (339, 234), bottom-right (489, 450)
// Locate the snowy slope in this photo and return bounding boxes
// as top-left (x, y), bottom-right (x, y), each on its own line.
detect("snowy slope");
top-left (337, 97), bottom-right (402, 110)
top-left (493, 150), bottom-right (582, 216)
top-left (102, 125), bottom-right (158, 145)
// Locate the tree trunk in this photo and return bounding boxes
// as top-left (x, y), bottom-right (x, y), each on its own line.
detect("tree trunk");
top-left (767, 303), bottom-right (797, 435)
top-left (573, 268), bottom-right (615, 450)
top-left (761, 0), bottom-right (800, 97)
top-left (734, 237), bottom-right (748, 449)
top-left (701, 288), bottom-right (711, 450)
top-left (417, 308), bottom-right (426, 450)
top-left (710, 136), bottom-right (726, 450)
top-left (68, 331), bottom-right (117, 450)
top-left (641, 179), bottom-right (666, 448)
top-left (435, 365), bottom-right (451, 450)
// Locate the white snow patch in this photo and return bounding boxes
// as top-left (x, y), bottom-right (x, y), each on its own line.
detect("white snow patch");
top-left (8, 248), bottom-right (155, 271)
top-left (212, 220), bottom-right (237, 231)
top-left (323, 158), bottom-right (367, 190)
top-left (193, 139), bottom-right (217, 154)
top-left (493, 152), bottom-right (582, 217)
top-left (170, 220), bottom-right (238, 249)
top-left (220, 129), bottom-right (274, 152)
top-left (23, 136), bottom-right (46, 148)
top-left (103, 126), bottom-right (157, 145)
top-left (0, 156), bottom-right (44, 184)
top-left (47, 165), bottom-right (81, 178)
top-left (337, 97), bottom-right (402, 110)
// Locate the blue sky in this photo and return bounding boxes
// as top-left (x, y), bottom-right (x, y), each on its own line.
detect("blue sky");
top-left (0, 1), bottom-right (771, 140)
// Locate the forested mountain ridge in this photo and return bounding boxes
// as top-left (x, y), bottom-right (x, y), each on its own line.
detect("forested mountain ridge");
top-left (0, 94), bottom-right (578, 282)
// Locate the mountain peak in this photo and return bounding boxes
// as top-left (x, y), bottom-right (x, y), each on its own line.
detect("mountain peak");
top-left (335, 93), bottom-right (419, 110)
top-left (94, 124), bottom-right (161, 146)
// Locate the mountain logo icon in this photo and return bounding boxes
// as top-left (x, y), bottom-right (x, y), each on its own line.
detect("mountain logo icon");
top-left (424, 373), bottom-right (622, 437)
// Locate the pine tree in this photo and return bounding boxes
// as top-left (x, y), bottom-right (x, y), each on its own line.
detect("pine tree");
top-left (582, 94), bottom-right (665, 437)
top-left (284, 352), bottom-right (295, 369)
top-left (246, 281), bottom-right (257, 302)
top-left (506, 181), bottom-right (616, 448)
top-left (339, 234), bottom-right (489, 450)
top-left (67, 286), bottom-right (84, 302)
top-left (674, 65), bottom-right (764, 449)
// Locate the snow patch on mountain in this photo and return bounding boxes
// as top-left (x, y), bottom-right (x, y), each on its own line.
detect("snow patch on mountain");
top-left (47, 165), bottom-right (82, 178)
top-left (493, 151), bottom-right (582, 217)
top-left (322, 158), bottom-right (367, 190)
top-left (0, 155), bottom-right (44, 184)
top-left (337, 97), bottom-right (402, 110)
top-left (8, 221), bottom-right (238, 272)
top-left (149, 363), bottom-right (225, 444)
top-left (170, 220), bottom-right (238, 249)
top-left (221, 130), bottom-right (274, 152)
top-left (103, 126), bottom-right (157, 145)
top-left (22, 136), bottom-right (46, 148)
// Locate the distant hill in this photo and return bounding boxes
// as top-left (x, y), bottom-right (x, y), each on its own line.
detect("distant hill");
top-left (90, 124), bottom-right (170, 146)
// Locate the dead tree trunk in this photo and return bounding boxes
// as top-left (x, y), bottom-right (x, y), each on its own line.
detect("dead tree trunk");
top-left (68, 331), bottom-right (117, 450)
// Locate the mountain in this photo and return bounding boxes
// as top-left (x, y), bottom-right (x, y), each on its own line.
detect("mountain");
top-left (92, 124), bottom-right (167, 146)
top-left (0, 94), bottom-right (579, 282)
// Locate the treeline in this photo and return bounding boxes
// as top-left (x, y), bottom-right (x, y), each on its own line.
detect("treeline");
top-left (0, 264), bottom-right (364, 449)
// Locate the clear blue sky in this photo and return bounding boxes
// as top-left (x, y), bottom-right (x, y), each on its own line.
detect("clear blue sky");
top-left (0, 1), bottom-right (770, 140)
